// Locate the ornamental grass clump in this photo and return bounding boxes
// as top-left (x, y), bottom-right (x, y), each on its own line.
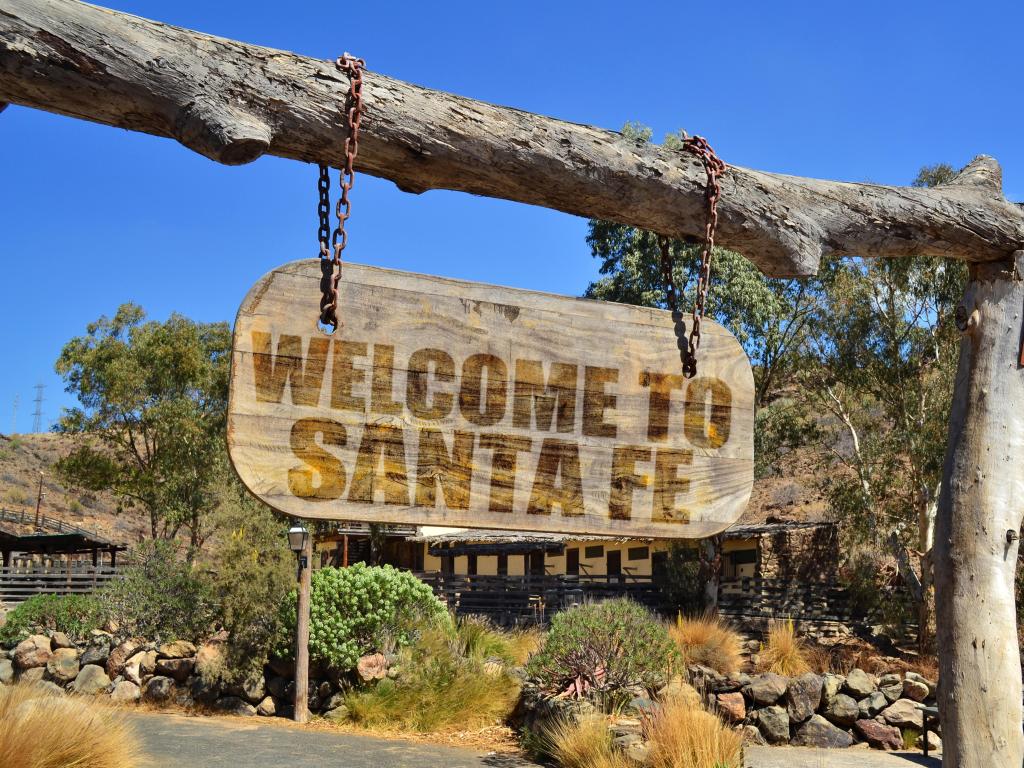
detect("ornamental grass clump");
top-left (757, 618), bottom-right (810, 676)
top-left (527, 598), bottom-right (676, 707)
top-left (669, 613), bottom-right (743, 675)
top-left (0, 683), bottom-right (142, 768)
top-left (644, 696), bottom-right (742, 768)
top-left (540, 715), bottom-right (631, 768)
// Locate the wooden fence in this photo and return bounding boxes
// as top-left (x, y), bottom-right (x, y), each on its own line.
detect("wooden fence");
top-left (0, 565), bottom-right (123, 603)
top-left (0, 508), bottom-right (110, 540)
top-left (718, 577), bottom-right (854, 636)
top-left (413, 572), bottom-right (660, 624)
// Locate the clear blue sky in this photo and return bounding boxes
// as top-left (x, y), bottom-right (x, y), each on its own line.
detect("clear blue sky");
top-left (1, 0), bottom-right (1020, 430)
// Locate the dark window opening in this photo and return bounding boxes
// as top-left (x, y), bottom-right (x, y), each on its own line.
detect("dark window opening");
top-left (584, 544), bottom-right (604, 559)
top-left (497, 554), bottom-right (508, 576)
top-left (467, 554), bottom-right (478, 576)
top-left (627, 546), bottom-right (650, 561)
top-left (566, 548), bottom-right (580, 576)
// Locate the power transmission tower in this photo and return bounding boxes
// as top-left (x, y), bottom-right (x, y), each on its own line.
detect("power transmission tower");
top-left (32, 382), bottom-right (44, 433)
top-left (11, 394), bottom-right (17, 435)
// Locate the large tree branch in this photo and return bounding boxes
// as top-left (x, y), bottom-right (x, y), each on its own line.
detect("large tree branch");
top-left (2, 0), bottom-right (1023, 277)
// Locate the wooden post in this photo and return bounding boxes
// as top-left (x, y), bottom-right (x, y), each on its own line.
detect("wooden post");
top-left (933, 251), bottom-right (1024, 767)
top-left (342, 534), bottom-right (348, 568)
top-left (293, 525), bottom-right (312, 724)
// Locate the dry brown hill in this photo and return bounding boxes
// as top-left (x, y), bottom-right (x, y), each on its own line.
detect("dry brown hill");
top-left (0, 432), bottom-right (148, 545)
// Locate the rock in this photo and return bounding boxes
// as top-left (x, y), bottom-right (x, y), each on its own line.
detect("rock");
top-left (902, 678), bottom-right (930, 702)
top-left (716, 691), bottom-right (745, 723)
top-left (308, 680), bottom-right (332, 711)
top-left (228, 674), bottom-right (266, 704)
top-left (741, 724), bottom-right (767, 746)
top-left (843, 669), bottom-right (876, 699)
top-left (256, 696), bottom-right (276, 717)
top-left (624, 741), bottom-right (650, 764)
top-left (858, 691), bottom-right (888, 718)
top-left (878, 673), bottom-right (901, 688)
top-left (881, 698), bottom-right (924, 729)
top-left (0, 658), bottom-right (13, 684)
top-left (138, 650), bottom-right (158, 676)
top-left (822, 674), bottom-right (844, 707)
top-left (46, 648), bottom-right (80, 684)
top-left (792, 714), bottom-right (854, 748)
top-left (155, 657), bottom-right (194, 683)
top-left (744, 673), bottom-right (789, 706)
top-left (190, 675), bottom-right (220, 705)
top-left (215, 696), bottom-right (257, 716)
top-left (825, 694), bottom-right (860, 727)
top-left (106, 639), bottom-right (143, 678)
top-left (50, 632), bottom-right (74, 650)
top-left (757, 705), bottom-right (790, 743)
top-left (157, 640), bottom-right (197, 659)
top-left (854, 718), bottom-right (903, 750)
top-left (786, 673), bottom-right (824, 724)
top-left (918, 731), bottom-right (942, 753)
top-left (19, 666), bottom-right (46, 684)
top-left (267, 675), bottom-right (288, 701)
top-left (905, 671), bottom-right (936, 696)
top-left (110, 680), bottom-right (141, 703)
top-left (658, 675), bottom-right (702, 708)
top-left (143, 675), bottom-right (174, 702)
top-left (80, 639), bottom-right (110, 667)
top-left (123, 659), bottom-right (142, 686)
top-left (625, 695), bottom-right (655, 716)
top-left (356, 653), bottom-right (388, 682)
top-left (35, 680), bottom-right (66, 696)
top-left (14, 635), bottom-right (52, 669)
top-left (69, 664), bottom-right (110, 695)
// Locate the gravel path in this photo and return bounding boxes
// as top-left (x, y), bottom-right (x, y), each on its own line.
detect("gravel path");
top-left (744, 745), bottom-right (941, 768)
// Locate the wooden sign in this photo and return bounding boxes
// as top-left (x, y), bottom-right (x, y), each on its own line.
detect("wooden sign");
top-left (227, 261), bottom-right (754, 538)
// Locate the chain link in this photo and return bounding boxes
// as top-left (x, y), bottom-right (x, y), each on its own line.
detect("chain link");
top-left (318, 53), bottom-right (366, 331)
top-left (658, 135), bottom-right (726, 377)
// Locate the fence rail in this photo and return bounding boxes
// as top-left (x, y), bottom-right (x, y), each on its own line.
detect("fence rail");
top-left (0, 507), bottom-right (113, 543)
top-left (413, 572), bottom-right (659, 624)
top-left (718, 577), bottom-right (853, 626)
top-left (0, 565), bottom-right (123, 602)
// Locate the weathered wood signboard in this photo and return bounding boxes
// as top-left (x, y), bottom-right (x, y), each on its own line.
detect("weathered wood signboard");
top-left (228, 262), bottom-right (754, 538)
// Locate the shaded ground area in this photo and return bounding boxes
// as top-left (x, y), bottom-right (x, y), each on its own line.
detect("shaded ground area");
top-left (128, 712), bottom-right (536, 768)
top-left (745, 745), bottom-right (941, 768)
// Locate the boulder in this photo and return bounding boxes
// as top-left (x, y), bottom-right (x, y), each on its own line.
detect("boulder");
top-left (0, 658), bottom-right (13, 684)
top-left (918, 731), bottom-right (942, 753)
top-left (155, 657), bottom-right (194, 683)
top-left (744, 673), bottom-right (788, 706)
top-left (110, 680), bottom-right (141, 703)
top-left (624, 742), bottom-right (650, 764)
top-left (143, 675), bottom-right (174, 702)
top-left (356, 653), bottom-right (388, 683)
top-left (716, 691), bottom-right (745, 723)
top-left (157, 640), bottom-right (197, 659)
top-left (80, 638), bottom-right (110, 667)
top-left (825, 693), bottom-right (860, 727)
top-left (902, 678), bottom-right (930, 702)
top-left (69, 664), bottom-right (110, 695)
top-left (50, 632), bottom-right (74, 650)
top-left (106, 639), bottom-right (143, 678)
top-left (881, 698), bottom-right (924, 729)
top-left (190, 675), bottom-right (220, 705)
top-left (256, 696), bottom-right (276, 717)
top-left (854, 718), bottom-right (903, 750)
top-left (214, 696), bottom-right (257, 716)
top-left (740, 724), bottom-right (767, 746)
top-left (757, 705), bottom-right (790, 743)
top-left (792, 714), bottom-right (853, 748)
top-left (858, 690), bottom-right (888, 719)
top-left (228, 674), bottom-right (266, 705)
top-left (14, 635), bottom-right (52, 669)
top-left (786, 673), bottom-right (824, 724)
top-left (266, 675), bottom-right (288, 701)
top-left (46, 648), bottom-right (80, 684)
top-left (821, 674), bottom-right (844, 707)
top-left (35, 680), bottom-right (66, 696)
top-left (658, 675), bottom-right (702, 708)
top-left (843, 669), bottom-right (876, 699)
top-left (19, 666), bottom-right (46, 684)
top-left (906, 671), bottom-right (936, 697)
top-left (323, 691), bottom-right (347, 712)
top-left (123, 658), bottom-right (142, 686)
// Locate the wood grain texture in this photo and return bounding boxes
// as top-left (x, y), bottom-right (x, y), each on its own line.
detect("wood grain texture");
top-left (3, 0), bottom-right (1023, 277)
top-left (228, 262), bottom-right (754, 538)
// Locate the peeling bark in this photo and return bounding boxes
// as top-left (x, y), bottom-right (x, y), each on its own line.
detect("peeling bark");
top-left (2, 0), bottom-right (1023, 277)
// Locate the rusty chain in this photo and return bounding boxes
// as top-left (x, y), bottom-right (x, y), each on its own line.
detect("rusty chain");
top-left (317, 53), bottom-right (366, 331)
top-left (658, 135), bottom-right (726, 377)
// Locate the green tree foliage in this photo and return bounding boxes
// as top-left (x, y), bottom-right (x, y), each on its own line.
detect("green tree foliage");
top-left (527, 598), bottom-right (676, 705)
top-left (54, 304), bottom-right (231, 555)
top-left (0, 594), bottom-right (103, 645)
top-left (277, 564), bottom-right (447, 671)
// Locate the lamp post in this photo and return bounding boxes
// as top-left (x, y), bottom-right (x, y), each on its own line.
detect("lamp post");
top-left (287, 523), bottom-right (311, 723)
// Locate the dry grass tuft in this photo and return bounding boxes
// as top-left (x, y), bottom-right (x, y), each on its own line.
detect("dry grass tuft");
top-left (669, 613), bottom-right (743, 675)
top-left (757, 619), bottom-right (811, 677)
top-left (541, 715), bottom-right (631, 768)
top-left (0, 682), bottom-right (142, 768)
top-left (645, 696), bottom-right (742, 768)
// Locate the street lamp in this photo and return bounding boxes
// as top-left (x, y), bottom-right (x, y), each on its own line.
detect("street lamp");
top-left (288, 525), bottom-right (309, 569)
top-left (287, 522), bottom-right (311, 724)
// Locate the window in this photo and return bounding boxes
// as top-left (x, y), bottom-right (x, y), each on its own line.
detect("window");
top-left (627, 546), bottom-right (649, 561)
top-left (497, 554), bottom-right (508, 576)
top-left (467, 554), bottom-right (478, 576)
top-left (566, 548), bottom-right (580, 575)
top-left (730, 549), bottom-right (757, 565)
top-left (584, 545), bottom-right (604, 559)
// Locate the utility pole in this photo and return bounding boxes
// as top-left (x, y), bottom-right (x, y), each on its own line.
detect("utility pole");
top-left (11, 394), bottom-right (17, 435)
top-left (31, 382), bottom-right (44, 433)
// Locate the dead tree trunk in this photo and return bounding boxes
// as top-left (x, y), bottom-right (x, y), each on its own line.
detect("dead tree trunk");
top-left (934, 251), bottom-right (1024, 767)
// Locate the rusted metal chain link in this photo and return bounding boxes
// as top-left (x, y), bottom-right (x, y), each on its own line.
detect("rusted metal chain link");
top-left (659, 135), bottom-right (726, 377)
top-left (317, 53), bottom-right (366, 331)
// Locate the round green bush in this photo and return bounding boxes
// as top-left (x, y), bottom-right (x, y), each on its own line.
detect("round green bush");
top-left (526, 598), bottom-right (676, 701)
top-left (277, 564), bottom-right (447, 671)
top-left (0, 593), bottom-right (103, 645)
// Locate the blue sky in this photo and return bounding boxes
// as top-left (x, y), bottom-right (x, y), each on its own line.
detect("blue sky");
top-left (1, 0), bottom-right (1020, 429)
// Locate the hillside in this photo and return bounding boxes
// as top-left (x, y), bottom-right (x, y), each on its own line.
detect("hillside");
top-left (0, 432), bottom-right (149, 545)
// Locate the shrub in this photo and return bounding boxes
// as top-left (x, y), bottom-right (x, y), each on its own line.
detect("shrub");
top-left (669, 613), bottom-right (743, 675)
top-left (527, 599), bottom-right (676, 705)
top-left (757, 619), bottom-right (810, 676)
top-left (0, 594), bottom-right (103, 645)
top-left (653, 544), bottom-right (705, 616)
top-left (277, 564), bottom-right (447, 671)
top-left (540, 715), bottom-right (630, 768)
top-left (99, 540), bottom-right (214, 642)
top-left (445, 615), bottom-right (543, 666)
top-left (0, 682), bottom-right (142, 768)
top-left (645, 696), bottom-right (742, 768)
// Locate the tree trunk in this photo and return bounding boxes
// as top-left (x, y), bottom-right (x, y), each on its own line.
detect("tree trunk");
top-left (702, 536), bottom-right (721, 613)
top-left (934, 251), bottom-right (1024, 767)
top-left (2, 0), bottom-right (1024, 277)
